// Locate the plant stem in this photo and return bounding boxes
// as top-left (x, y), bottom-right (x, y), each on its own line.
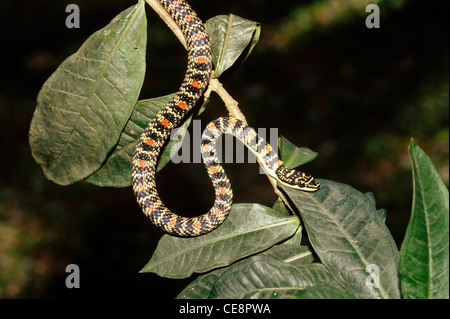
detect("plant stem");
top-left (205, 78), bottom-right (247, 123)
top-left (144, 0), bottom-right (187, 49)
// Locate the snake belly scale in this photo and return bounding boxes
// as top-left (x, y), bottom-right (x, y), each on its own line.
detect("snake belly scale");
top-left (132, 0), bottom-right (320, 237)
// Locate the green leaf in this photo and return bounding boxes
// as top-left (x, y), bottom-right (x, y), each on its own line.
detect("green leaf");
top-left (140, 203), bottom-right (300, 278)
top-left (205, 14), bottom-right (260, 77)
top-left (287, 286), bottom-right (356, 299)
top-left (176, 244), bottom-right (314, 299)
top-left (208, 256), bottom-right (338, 299)
top-left (278, 135), bottom-right (318, 169)
top-left (364, 191), bottom-right (376, 206)
top-left (365, 192), bottom-right (387, 224)
top-left (399, 139), bottom-right (449, 299)
top-left (85, 94), bottom-right (192, 187)
top-left (272, 197), bottom-right (302, 244)
top-left (29, 1), bottom-right (147, 185)
top-left (272, 198), bottom-right (290, 216)
top-left (281, 180), bottom-right (401, 299)
top-left (176, 268), bottom-right (228, 299)
top-left (262, 244), bottom-right (314, 267)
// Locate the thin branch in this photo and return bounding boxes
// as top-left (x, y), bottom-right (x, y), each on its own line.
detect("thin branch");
top-left (144, 0), bottom-right (187, 49)
top-left (206, 78), bottom-right (247, 124)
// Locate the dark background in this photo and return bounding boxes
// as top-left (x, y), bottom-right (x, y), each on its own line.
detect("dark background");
top-left (0, 0), bottom-right (448, 298)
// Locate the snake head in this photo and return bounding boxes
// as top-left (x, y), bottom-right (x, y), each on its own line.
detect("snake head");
top-left (275, 166), bottom-right (320, 191)
top-left (294, 173), bottom-right (320, 192)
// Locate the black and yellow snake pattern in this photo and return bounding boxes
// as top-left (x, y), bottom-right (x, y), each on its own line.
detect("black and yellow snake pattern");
top-left (132, 0), bottom-right (319, 237)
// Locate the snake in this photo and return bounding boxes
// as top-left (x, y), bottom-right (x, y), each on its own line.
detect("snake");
top-left (131, 0), bottom-right (320, 237)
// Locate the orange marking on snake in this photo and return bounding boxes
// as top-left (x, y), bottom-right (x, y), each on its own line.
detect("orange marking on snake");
top-left (194, 33), bottom-right (204, 41)
top-left (177, 101), bottom-right (187, 109)
top-left (228, 118), bottom-right (237, 125)
top-left (197, 56), bottom-right (207, 64)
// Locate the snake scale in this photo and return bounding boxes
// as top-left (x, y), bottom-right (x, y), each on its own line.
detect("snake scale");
top-left (132, 0), bottom-right (320, 237)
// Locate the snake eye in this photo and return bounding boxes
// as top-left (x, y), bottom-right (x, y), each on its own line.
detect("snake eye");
top-left (295, 179), bottom-right (306, 188)
top-left (295, 175), bottom-right (320, 191)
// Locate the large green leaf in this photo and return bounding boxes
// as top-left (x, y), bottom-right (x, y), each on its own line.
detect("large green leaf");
top-left (205, 14), bottom-right (260, 77)
top-left (399, 139), bottom-right (449, 299)
top-left (85, 94), bottom-right (192, 187)
top-left (29, 1), bottom-right (147, 185)
top-left (208, 256), bottom-right (338, 299)
top-left (281, 180), bottom-right (401, 299)
top-left (176, 244), bottom-right (314, 299)
top-left (140, 203), bottom-right (300, 278)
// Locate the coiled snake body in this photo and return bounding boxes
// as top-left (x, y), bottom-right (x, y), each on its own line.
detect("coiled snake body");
top-left (132, 0), bottom-right (319, 237)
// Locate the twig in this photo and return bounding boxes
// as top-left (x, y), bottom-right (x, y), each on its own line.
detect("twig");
top-left (206, 78), bottom-right (247, 124)
top-left (144, 0), bottom-right (187, 49)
